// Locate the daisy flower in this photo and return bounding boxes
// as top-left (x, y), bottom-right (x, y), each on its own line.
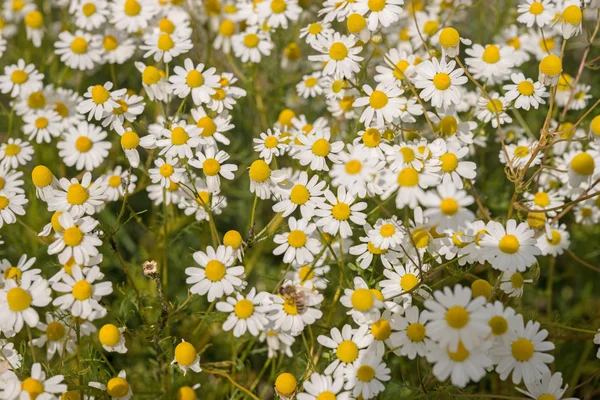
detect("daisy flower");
top-left (54, 30), bottom-right (102, 70)
top-left (340, 277), bottom-right (384, 325)
top-left (89, 370), bottom-right (133, 400)
top-left (171, 340), bottom-right (202, 375)
top-left (156, 121), bottom-right (202, 159)
top-left (259, 328), bottom-right (295, 358)
top-left (169, 59), bottom-right (220, 105)
top-left (23, 9), bottom-right (44, 47)
top-left (389, 305), bottom-right (433, 359)
top-left (493, 314), bottom-right (554, 384)
top-left (330, 146), bottom-right (384, 198)
top-left (148, 156), bottom-right (186, 189)
top-left (33, 313), bottom-right (77, 359)
top-left (380, 263), bottom-right (429, 306)
top-left (317, 324), bottom-right (374, 378)
top-left (74, 0), bottom-right (109, 29)
top-left (516, 371), bottom-right (577, 400)
top-left (300, 21), bottom-right (333, 46)
top-left (500, 139), bottom-right (542, 169)
top-left (191, 107), bottom-right (234, 147)
top-left (47, 213), bottom-right (102, 265)
top-left (375, 48), bottom-right (418, 85)
top-left (0, 254), bottom-right (38, 283)
top-left (78, 81), bottom-right (125, 121)
top-left (503, 72), bottom-right (547, 110)
top-left (101, 92), bottom-right (145, 134)
top-left (464, 44), bottom-right (515, 84)
top-left (343, 352), bottom-right (390, 399)
top-left (141, 31), bottom-right (193, 63)
top-left (431, 138), bottom-right (477, 189)
top-left (569, 84), bottom-right (592, 111)
top-left (297, 373), bottom-right (351, 400)
top-left (0, 167), bottom-right (24, 195)
top-left (99, 323), bottom-right (128, 353)
top-left (257, 0), bottom-right (302, 29)
top-left (0, 191), bottom-right (27, 228)
top-left (381, 166), bottom-right (440, 209)
top-left (296, 72), bottom-right (323, 98)
top-left (135, 62), bottom-right (171, 102)
top-left (500, 271), bottom-right (533, 298)
top-left (22, 109), bottom-right (62, 144)
top-left (248, 159), bottom-right (287, 200)
top-left (538, 54), bottom-right (563, 86)
top-left (367, 216), bottom-right (404, 250)
top-left (353, 83), bottom-right (404, 127)
top-left (189, 147), bottom-right (237, 192)
top-left (414, 57), bottom-right (467, 109)
top-left (421, 184), bottom-right (475, 231)
top-left (207, 72), bottom-right (247, 113)
top-left (476, 92), bottom-right (513, 127)
top-left (308, 32), bottom-right (364, 79)
top-left (120, 129), bottom-right (142, 168)
top-left (254, 128), bottom-right (288, 163)
top-left (536, 223), bottom-right (570, 256)
top-left (52, 265), bottom-right (112, 320)
top-left (354, 0), bottom-right (403, 31)
top-left (273, 217), bottom-right (321, 265)
top-left (185, 245), bottom-right (245, 302)
top-left (232, 26), bottom-right (273, 63)
top-left (517, 0), bottom-right (555, 28)
top-left (557, 5), bottom-right (583, 40)
top-left (0, 58), bottom-right (43, 98)
top-left (265, 283), bottom-right (324, 336)
top-left (480, 219), bottom-right (541, 273)
top-left (423, 284), bottom-right (491, 352)
top-left (4, 363), bottom-right (66, 399)
top-left (315, 186), bottom-right (367, 239)
top-left (426, 340), bottom-right (493, 388)
top-left (110, 0), bottom-right (158, 33)
top-left (272, 171), bottom-right (326, 219)
top-left (216, 288), bottom-right (270, 337)
top-left (294, 128), bottom-right (344, 171)
top-left (562, 150), bottom-right (598, 187)
top-left (0, 275), bottom-right (51, 333)
top-left (99, 31), bottom-right (136, 64)
top-left (31, 165), bottom-right (57, 202)
top-left (103, 166), bottom-right (136, 202)
top-left (58, 121), bottom-right (112, 171)
top-left (214, 18), bottom-right (236, 53)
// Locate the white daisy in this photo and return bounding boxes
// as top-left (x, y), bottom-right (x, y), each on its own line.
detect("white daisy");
top-left (308, 31), bottom-right (364, 79)
top-left (273, 217), bottom-right (321, 264)
top-left (54, 30), bottom-right (102, 70)
top-left (0, 58), bottom-right (43, 98)
top-left (156, 121), bottom-right (202, 159)
top-left (340, 277), bottom-right (384, 325)
top-left (0, 191), bottom-right (27, 228)
top-left (343, 352), bottom-right (390, 399)
top-left (315, 186), bottom-right (367, 239)
top-left (148, 156), bottom-right (186, 189)
top-left (171, 340), bottom-right (202, 375)
top-left (317, 324), bottom-right (374, 378)
top-left (189, 147), bottom-right (237, 192)
top-left (58, 121), bottom-right (112, 171)
top-left (503, 72), bottom-right (547, 110)
top-left (169, 58), bottom-right (220, 105)
top-left (232, 26), bottom-right (273, 63)
top-left (0, 275), bottom-right (51, 334)
top-left (98, 323), bottom-right (128, 353)
top-left (216, 287), bottom-right (270, 337)
top-left (414, 57), bottom-right (467, 109)
top-left (353, 83), bottom-right (404, 127)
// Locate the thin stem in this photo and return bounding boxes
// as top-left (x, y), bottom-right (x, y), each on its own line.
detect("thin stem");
top-left (202, 368), bottom-right (260, 400)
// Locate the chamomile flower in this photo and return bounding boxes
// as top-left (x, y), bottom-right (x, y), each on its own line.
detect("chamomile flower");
top-left (169, 59), bottom-right (220, 105)
top-left (426, 340), bottom-right (493, 388)
top-left (171, 340), bottom-right (202, 375)
top-left (265, 283), bottom-right (323, 336)
top-left (75, 0), bottom-right (109, 29)
top-left (257, 0), bottom-right (302, 29)
top-left (101, 92), bottom-right (145, 135)
top-left (110, 0), bottom-right (158, 33)
top-left (503, 73), bottom-right (547, 110)
top-left (330, 146), bottom-right (384, 198)
top-left (185, 245), bottom-right (245, 301)
top-left (54, 30), bottom-right (102, 70)
top-left (119, 129), bottom-right (142, 168)
top-left (563, 150), bottom-right (597, 187)
top-left (423, 284), bottom-right (491, 352)
top-left (295, 128), bottom-right (344, 171)
top-left (189, 147), bottom-right (237, 191)
top-left (500, 271), bottom-right (532, 298)
top-left (493, 314), bottom-right (554, 384)
top-left (23, 9), bottom-right (44, 47)
top-left (464, 44), bottom-right (515, 84)
top-left (273, 217), bottom-right (321, 264)
top-left (0, 191), bottom-right (27, 228)
top-left (52, 265), bottom-right (111, 320)
top-left (135, 62), bottom-right (171, 102)
top-left (0, 59), bottom-right (43, 98)
top-left (0, 167), bottom-right (24, 196)
top-left (308, 32), bottom-right (364, 79)
top-left (5, 363), bottom-right (67, 399)
top-left (480, 220), bottom-right (540, 273)
top-left (317, 324), bottom-right (374, 378)
top-left (259, 328), bottom-right (295, 358)
top-left (367, 217), bottom-right (404, 250)
top-left (149, 156), bottom-right (186, 189)
top-left (248, 159), bottom-right (287, 200)
top-left (254, 128), bottom-right (287, 163)
top-left (375, 48), bottom-right (418, 85)
top-left (389, 305), bottom-right (433, 359)
top-left (58, 121), bottom-right (112, 171)
top-left (99, 31), bottom-right (136, 64)
top-left (517, 0), bottom-right (555, 28)
top-left (214, 18), bottom-right (236, 53)
top-left (216, 288), bottom-right (270, 337)
top-left (340, 277), bottom-right (384, 325)
top-left (557, 4), bottom-right (583, 39)
top-left (30, 165), bottom-right (57, 202)
top-left (103, 166), bottom-right (136, 202)
top-left (296, 72), bottom-right (324, 98)
top-left (32, 313), bottom-right (76, 359)
top-left (438, 26), bottom-right (472, 58)
top-left (89, 370), bottom-right (133, 400)
top-left (233, 26), bottom-right (273, 63)
top-left (569, 84), bottom-right (592, 110)
top-left (47, 213), bottom-right (102, 265)
top-left (414, 57), bottom-right (467, 109)
top-left (140, 31), bottom-right (193, 63)
top-left (99, 324), bottom-right (128, 353)
top-left (381, 166), bottom-right (440, 209)
top-left (421, 184), bottom-right (475, 230)
top-left (300, 21), bottom-right (333, 45)
top-left (272, 171), bottom-right (326, 219)
top-left (500, 139), bottom-right (542, 169)
top-left (156, 121), bottom-right (201, 159)
top-left (297, 373), bottom-right (351, 400)
top-left (0, 275), bottom-right (51, 333)
top-left (476, 93), bottom-right (513, 127)
top-left (354, 84), bottom-right (404, 127)
top-left (0, 138), bottom-right (33, 169)
top-left (316, 186), bottom-right (367, 238)
top-left (343, 352), bottom-right (390, 399)
top-left (431, 138), bottom-right (476, 189)
top-left (537, 223), bottom-right (570, 256)
top-left (538, 54), bottom-right (563, 87)
top-left (380, 263), bottom-right (429, 306)
top-left (516, 371), bottom-right (577, 400)
top-left (0, 254), bottom-right (38, 284)
top-left (22, 109), bottom-right (61, 144)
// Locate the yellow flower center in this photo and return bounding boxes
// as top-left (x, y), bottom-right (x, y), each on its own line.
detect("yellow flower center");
top-left (447, 341), bottom-right (470, 362)
top-left (72, 280), bottom-right (93, 300)
top-left (570, 152), bottom-right (595, 175)
top-left (47, 321), bottom-right (66, 341)
top-left (123, 0), bottom-right (141, 16)
top-left (108, 175), bottom-right (122, 188)
top-left (99, 324), bottom-right (121, 346)
top-left (24, 10), bottom-right (43, 28)
top-left (527, 211), bottom-right (546, 229)
top-left (103, 35), bottom-right (119, 51)
top-left (517, 81), bottom-right (535, 96)
top-left (219, 20), bottom-right (235, 36)
top-left (67, 184), bottom-right (89, 205)
top-left (304, 77), bottom-right (318, 88)
top-left (63, 226), bottom-right (84, 247)
top-left (511, 338), bottom-right (535, 361)
top-left (170, 127), bottom-right (188, 146)
top-left (197, 116), bottom-right (217, 137)
top-left (440, 198), bottom-right (459, 216)
top-left (159, 17), bottom-right (175, 34)
top-left (336, 340), bottom-right (359, 363)
top-left (234, 299), bottom-right (254, 318)
top-left (75, 136), bottom-right (93, 153)
top-left (157, 33), bottom-right (174, 51)
top-left (356, 365), bottom-right (375, 382)
top-left (289, 184), bottom-right (309, 205)
top-left (371, 319), bottom-right (392, 341)
top-left (244, 33), bottom-right (260, 48)
top-left (82, 2), bottom-right (96, 16)
top-left (331, 202), bottom-right (351, 221)
top-left (499, 234), bottom-right (520, 254)
top-left (529, 1), bottom-right (544, 14)
top-left (440, 153), bottom-right (458, 172)
top-left (406, 322), bottom-right (426, 342)
top-left (271, 0), bottom-right (286, 13)
top-left (316, 392), bottom-right (336, 400)
top-left (249, 160), bottom-right (271, 182)
top-left (489, 315), bottom-right (508, 336)
top-left (33, 116), bottom-right (48, 130)
top-left (482, 45), bottom-right (500, 64)
top-left (107, 377), bottom-right (130, 398)
top-left (533, 191), bottom-right (550, 207)
top-left (10, 70), bottom-right (28, 84)
top-left (204, 260), bottom-right (226, 281)
top-left (362, 128), bottom-right (381, 147)
top-left (351, 288), bottom-right (374, 311)
top-left (312, 138), bottom-right (331, 157)
top-left (397, 167), bottom-right (419, 187)
top-left (283, 298), bottom-right (298, 315)
top-left (91, 85), bottom-right (110, 104)
top-left (378, 224), bottom-right (394, 238)
top-left (471, 279), bottom-right (491, 298)
top-left (7, 287), bottom-right (32, 311)
top-left (539, 55), bottom-right (562, 77)
top-left (510, 272), bottom-right (524, 288)
top-left (347, 13), bottom-right (366, 33)
top-left (177, 386), bottom-right (197, 400)
top-left (275, 373), bottom-right (296, 396)
top-left (433, 73), bottom-right (451, 90)
top-left (308, 23), bottom-right (322, 35)
top-left (264, 136), bottom-right (279, 148)
top-left (160, 164), bottom-right (174, 177)
top-left (400, 273), bottom-right (418, 291)
top-left (438, 116), bottom-right (458, 136)
top-left (27, 92), bottom-right (46, 109)
top-left (287, 230), bottom-right (307, 248)
top-left (142, 66), bottom-right (161, 85)
top-left (439, 27), bottom-right (459, 48)
top-left (121, 130), bottom-right (139, 149)
top-left (445, 306), bottom-right (469, 329)
top-left (31, 165), bottom-right (53, 187)
top-left (345, 159), bottom-right (362, 175)
top-left (329, 42), bottom-right (348, 61)
top-left (539, 395), bottom-right (557, 400)
top-left (507, 36), bottom-right (521, 49)
top-left (487, 99), bottom-right (503, 112)
top-left (223, 230), bottom-right (243, 249)
top-left (547, 230), bottom-right (561, 245)
top-left (514, 145), bottom-right (530, 158)
top-left (70, 37), bottom-right (88, 54)
top-left (369, 90), bottom-right (388, 109)
top-left (423, 20), bottom-right (439, 36)
top-left (3, 266), bottom-right (20, 280)
top-left (184, 70), bottom-right (205, 89)
top-left (55, 101), bottom-right (69, 117)
top-left (21, 378), bottom-right (44, 399)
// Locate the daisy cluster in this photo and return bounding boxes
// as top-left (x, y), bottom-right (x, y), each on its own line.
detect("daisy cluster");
top-left (0, 0), bottom-right (600, 399)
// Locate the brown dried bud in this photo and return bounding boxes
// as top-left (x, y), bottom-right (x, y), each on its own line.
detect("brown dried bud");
top-left (143, 260), bottom-right (158, 277)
